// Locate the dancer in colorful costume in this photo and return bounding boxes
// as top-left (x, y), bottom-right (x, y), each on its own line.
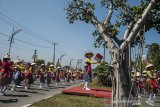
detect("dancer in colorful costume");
top-left (46, 64), bottom-right (54, 87)
top-left (135, 69), bottom-right (143, 98)
top-left (0, 55), bottom-right (14, 95)
top-left (25, 62), bottom-right (34, 89)
top-left (55, 67), bottom-right (61, 85)
top-left (11, 59), bottom-right (25, 91)
top-left (145, 63), bottom-right (157, 104)
top-left (83, 51), bottom-right (97, 90)
top-left (39, 64), bottom-right (45, 88)
top-left (30, 63), bottom-right (37, 87)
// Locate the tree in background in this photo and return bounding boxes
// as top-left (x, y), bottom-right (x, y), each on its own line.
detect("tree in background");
top-left (47, 62), bottom-right (54, 67)
top-left (65, 0), bottom-right (159, 106)
top-left (147, 43), bottom-right (160, 70)
top-left (35, 59), bottom-right (45, 66)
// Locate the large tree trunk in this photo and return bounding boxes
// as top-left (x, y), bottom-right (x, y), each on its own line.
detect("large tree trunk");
top-left (122, 47), bottom-right (131, 97)
top-left (112, 50), bottom-right (132, 107)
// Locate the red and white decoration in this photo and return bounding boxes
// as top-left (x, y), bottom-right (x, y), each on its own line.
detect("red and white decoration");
top-left (94, 53), bottom-right (103, 62)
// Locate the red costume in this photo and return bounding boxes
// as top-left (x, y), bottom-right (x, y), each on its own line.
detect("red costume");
top-left (0, 60), bottom-right (14, 86)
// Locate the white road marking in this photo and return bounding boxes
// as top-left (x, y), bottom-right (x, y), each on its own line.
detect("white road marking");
top-left (21, 104), bottom-right (31, 107)
top-left (45, 95), bottom-right (53, 99)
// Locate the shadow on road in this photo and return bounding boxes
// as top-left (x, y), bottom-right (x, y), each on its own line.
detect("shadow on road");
top-left (41, 86), bottom-right (66, 89)
top-left (16, 90), bottom-right (38, 94)
top-left (5, 94), bottom-right (28, 97)
top-left (29, 88), bottom-right (50, 91)
top-left (32, 83), bottom-right (40, 86)
top-left (155, 101), bottom-right (160, 103)
top-left (53, 86), bottom-right (67, 88)
top-left (0, 99), bottom-right (18, 103)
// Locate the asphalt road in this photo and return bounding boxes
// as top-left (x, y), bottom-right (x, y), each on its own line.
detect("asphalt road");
top-left (139, 93), bottom-right (160, 107)
top-left (0, 80), bottom-right (84, 107)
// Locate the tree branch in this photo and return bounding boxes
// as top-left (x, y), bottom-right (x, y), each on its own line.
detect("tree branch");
top-left (123, 22), bottom-right (134, 39)
top-left (90, 15), bottom-right (119, 64)
top-left (103, 1), bottom-right (113, 26)
top-left (92, 16), bottom-right (117, 48)
top-left (120, 0), bottom-right (158, 51)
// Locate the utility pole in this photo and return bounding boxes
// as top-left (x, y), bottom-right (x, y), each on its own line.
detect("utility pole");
top-left (60, 54), bottom-right (65, 66)
top-left (8, 27), bottom-right (22, 55)
top-left (52, 42), bottom-right (58, 67)
top-left (69, 59), bottom-right (74, 68)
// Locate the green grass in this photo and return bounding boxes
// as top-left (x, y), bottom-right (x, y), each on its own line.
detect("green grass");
top-left (30, 78), bottom-right (112, 107)
top-left (31, 94), bottom-right (109, 107)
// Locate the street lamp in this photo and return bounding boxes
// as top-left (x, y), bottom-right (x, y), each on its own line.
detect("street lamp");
top-left (60, 54), bottom-right (66, 66)
top-left (69, 59), bottom-right (74, 68)
top-left (76, 59), bottom-right (82, 69)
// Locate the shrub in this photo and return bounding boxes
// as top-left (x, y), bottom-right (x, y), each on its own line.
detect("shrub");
top-left (93, 62), bottom-right (113, 86)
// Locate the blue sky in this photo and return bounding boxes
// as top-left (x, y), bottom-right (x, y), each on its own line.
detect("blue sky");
top-left (0, 0), bottom-right (159, 67)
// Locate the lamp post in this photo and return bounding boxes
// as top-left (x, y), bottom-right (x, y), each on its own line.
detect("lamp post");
top-left (77, 59), bottom-right (82, 69)
top-left (69, 59), bottom-right (74, 68)
top-left (60, 54), bottom-right (65, 66)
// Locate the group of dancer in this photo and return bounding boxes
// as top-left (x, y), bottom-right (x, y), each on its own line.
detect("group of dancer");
top-left (131, 62), bottom-right (160, 105)
top-left (0, 54), bottom-right (84, 96)
top-left (2, 51), bottom-right (158, 106)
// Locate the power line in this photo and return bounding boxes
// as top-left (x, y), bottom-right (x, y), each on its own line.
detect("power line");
top-left (0, 12), bottom-right (74, 63)
top-left (0, 12), bottom-right (74, 60)
top-left (0, 32), bottom-right (52, 49)
top-left (0, 41), bottom-right (32, 53)
top-left (0, 12), bottom-right (56, 43)
top-left (58, 44), bottom-right (75, 58)
top-left (0, 15), bottom-right (52, 43)
top-left (0, 17), bottom-right (19, 28)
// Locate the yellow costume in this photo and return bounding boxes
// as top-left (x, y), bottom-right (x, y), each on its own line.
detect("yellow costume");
top-left (85, 58), bottom-right (97, 64)
top-left (142, 70), bottom-right (147, 77)
top-left (15, 64), bottom-right (25, 72)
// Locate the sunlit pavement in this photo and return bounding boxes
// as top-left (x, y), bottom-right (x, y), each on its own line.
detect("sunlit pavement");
top-left (0, 80), bottom-right (84, 107)
top-left (138, 93), bottom-right (160, 107)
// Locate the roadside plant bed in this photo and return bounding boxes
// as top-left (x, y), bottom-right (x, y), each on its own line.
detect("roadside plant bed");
top-left (30, 94), bottom-right (107, 107)
top-left (30, 78), bottom-right (112, 107)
